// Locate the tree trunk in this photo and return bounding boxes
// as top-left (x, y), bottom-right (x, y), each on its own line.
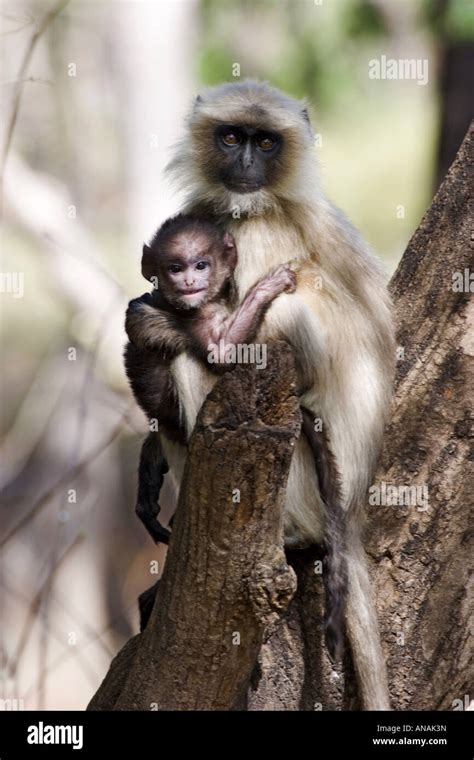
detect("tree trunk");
top-left (432, 0), bottom-right (474, 190)
top-left (368, 119), bottom-right (473, 710)
top-left (88, 346), bottom-right (300, 710)
top-left (88, 123), bottom-right (473, 711)
top-left (436, 42), bottom-right (474, 190)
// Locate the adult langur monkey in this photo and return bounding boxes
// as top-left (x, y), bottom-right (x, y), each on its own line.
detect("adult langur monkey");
top-left (162, 80), bottom-right (395, 710)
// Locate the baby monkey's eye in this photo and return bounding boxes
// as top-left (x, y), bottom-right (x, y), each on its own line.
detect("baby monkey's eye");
top-left (221, 131), bottom-right (240, 146)
top-left (195, 261), bottom-right (209, 271)
top-left (168, 264), bottom-right (182, 274)
top-left (257, 135), bottom-right (275, 151)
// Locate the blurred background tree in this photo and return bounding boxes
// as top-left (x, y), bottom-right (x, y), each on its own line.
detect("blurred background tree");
top-left (424, 0), bottom-right (474, 185)
top-left (0, 0), bottom-right (472, 710)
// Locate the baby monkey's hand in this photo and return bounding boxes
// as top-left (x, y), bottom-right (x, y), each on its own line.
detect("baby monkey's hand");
top-left (256, 263), bottom-right (297, 302)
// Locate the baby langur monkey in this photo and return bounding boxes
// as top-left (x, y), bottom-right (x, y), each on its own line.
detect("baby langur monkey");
top-left (125, 215), bottom-right (347, 656)
top-left (125, 213), bottom-right (296, 540)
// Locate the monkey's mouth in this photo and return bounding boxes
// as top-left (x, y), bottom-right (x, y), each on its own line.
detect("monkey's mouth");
top-left (179, 288), bottom-right (207, 297)
top-left (224, 181), bottom-right (264, 193)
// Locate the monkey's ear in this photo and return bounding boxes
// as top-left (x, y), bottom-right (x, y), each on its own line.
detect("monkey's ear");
top-left (301, 107), bottom-right (311, 125)
top-left (223, 232), bottom-right (235, 249)
top-left (141, 244), bottom-right (157, 282)
top-left (223, 232), bottom-right (237, 271)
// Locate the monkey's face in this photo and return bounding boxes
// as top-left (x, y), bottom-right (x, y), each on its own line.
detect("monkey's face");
top-left (167, 81), bottom-right (314, 215)
top-left (155, 231), bottom-right (235, 311)
top-left (213, 125), bottom-right (282, 193)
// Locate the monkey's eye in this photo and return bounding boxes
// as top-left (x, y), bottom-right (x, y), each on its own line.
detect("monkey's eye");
top-left (195, 261), bottom-right (209, 271)
top-left (221, 131), bottom-right (240, 146)
top-left (168, 264), bottom-right (182, 274)
top-left (256, 135), bottom-right (276, 151)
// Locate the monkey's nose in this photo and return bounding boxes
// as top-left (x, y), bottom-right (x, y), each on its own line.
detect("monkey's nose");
top-left (242, 143), bottom-right (254, 170)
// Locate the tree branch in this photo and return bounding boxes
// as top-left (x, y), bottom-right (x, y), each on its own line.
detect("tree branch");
top-left (1, 0), bottom-right (69, 180)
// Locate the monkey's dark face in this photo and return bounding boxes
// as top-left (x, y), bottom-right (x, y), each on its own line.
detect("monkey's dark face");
top-left (167, 82), bottom-right (315, 214)
top-left (213, 124), bottom-right (283, 193)
top-left (143, 230), bottom-right (236, 311)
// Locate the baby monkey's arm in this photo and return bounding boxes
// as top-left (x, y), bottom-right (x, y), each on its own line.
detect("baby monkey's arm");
top-left (191, 263), bottom-right (296, 353)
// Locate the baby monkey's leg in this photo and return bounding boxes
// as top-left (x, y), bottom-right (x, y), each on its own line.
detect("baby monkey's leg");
top-left (135, 433), bottom-right (168, 632)
top-left (136, 432), bottom-right (171, 545)
top-left (300, 406), bottom-right (348, 661)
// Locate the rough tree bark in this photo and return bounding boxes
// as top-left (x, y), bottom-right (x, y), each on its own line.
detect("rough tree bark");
top-left (89, 123), bottom-right (473, 711)
top-left (368, 120), bottom-right (473, 710)
top-left (89, 347), bottom-right (300, 710)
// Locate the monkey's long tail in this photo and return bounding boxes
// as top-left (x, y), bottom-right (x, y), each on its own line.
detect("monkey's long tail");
top-left (345, 532), bottom-right (391, 710)
top-left (322, 501), bottom-right (347, 661)
top-left (301, 407), bottom-right (347, 661)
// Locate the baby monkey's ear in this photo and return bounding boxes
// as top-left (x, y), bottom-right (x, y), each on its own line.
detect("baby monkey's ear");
top-left (141, 244), bottom-right (157, 283)
top-left (223, 232), bottom-right (237, 271)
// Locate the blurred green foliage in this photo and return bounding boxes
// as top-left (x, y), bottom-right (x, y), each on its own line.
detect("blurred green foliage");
top-left (424, 0), bottom-right (474, 40)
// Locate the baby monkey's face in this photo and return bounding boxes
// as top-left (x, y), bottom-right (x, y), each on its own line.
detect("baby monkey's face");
top-left (158, 230), bottom-right (235, 310)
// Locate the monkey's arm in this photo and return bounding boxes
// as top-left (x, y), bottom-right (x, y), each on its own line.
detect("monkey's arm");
top-left (125, 293), bottom-right (187, 353)
top-left (124, 344), bottom-right (185, 547)
top-left (191, 264), bottom-right (296, 357)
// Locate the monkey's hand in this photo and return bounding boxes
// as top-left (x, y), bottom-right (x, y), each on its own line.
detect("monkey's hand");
top-left (204, 264), bottom-right (297, 351)
top-left (254, 263), bottom-right (296, 302)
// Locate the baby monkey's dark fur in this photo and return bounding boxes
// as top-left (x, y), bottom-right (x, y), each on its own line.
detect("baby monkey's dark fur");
top-left (125, 214), bottom-right (347, 659)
